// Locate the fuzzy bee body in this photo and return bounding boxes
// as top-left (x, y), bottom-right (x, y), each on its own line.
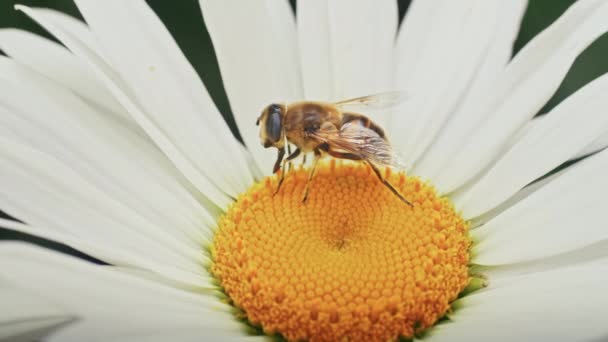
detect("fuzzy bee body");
top-left (256, 93), bottom-right (412, 206)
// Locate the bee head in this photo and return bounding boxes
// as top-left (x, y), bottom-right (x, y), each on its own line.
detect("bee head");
top-left (257, 103), bottom-right (285, 148)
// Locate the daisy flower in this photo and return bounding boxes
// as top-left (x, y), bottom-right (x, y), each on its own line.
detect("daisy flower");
top-left (1, 0), bottom-right (608, 341)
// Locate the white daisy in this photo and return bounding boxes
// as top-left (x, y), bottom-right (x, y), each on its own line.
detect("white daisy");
top-left (1, 0), bottom-right (608, 341)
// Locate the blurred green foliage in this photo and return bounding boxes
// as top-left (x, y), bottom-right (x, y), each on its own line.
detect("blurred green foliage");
top-left (0, 0), bottom-right (607, 255)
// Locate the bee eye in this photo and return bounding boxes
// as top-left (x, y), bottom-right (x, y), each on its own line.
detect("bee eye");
top-left (266, 104), bottom-right (283, 143)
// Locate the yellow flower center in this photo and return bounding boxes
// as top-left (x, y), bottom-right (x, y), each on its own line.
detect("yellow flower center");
top-left (211, 161), bottom-right (471, 341)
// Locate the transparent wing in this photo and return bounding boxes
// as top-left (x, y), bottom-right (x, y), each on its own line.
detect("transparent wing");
top-left (333, 91), bottom-right (407, 111)
top-left (311, 122), bottom-right (407, 170)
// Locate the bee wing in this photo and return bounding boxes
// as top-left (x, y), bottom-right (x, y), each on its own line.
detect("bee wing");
top-left (333, 91), bottom-right (407, 111)
top-left (312, 122), bottom-right (407, 170)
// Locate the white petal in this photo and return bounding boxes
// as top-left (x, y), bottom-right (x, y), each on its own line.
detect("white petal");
top-left (428, 258), bottom-right (608, 342)
top-left (297, 0), bottom-right (398, 126)
top-left (0, 57), bottom-right (215, 239)
top-left (296, 0), bottom-right (331, 101)
top-left (572, 130), bottom-right (608, 159)
top-left (29, 7), bottom-right (105, 54)
top-left (0, 57), bottom-right (213, 243)
top-left (413, 0), bottom-right (527, 176)
top-left (0, 29), bottom-right (124, 118)
top-left (455, 73), bottom-right (608, 219)
top-left (472, 148), bottom-right (608, 265)
top-left (0, 218), bottom-right (210, 291)
top-left (15, 5), bottom-right (241, 209)
top-left (0, 243), bottom-right (245, 342)
top-left (469, 167), bottom-right (567, 229)
top-left (479, 240), bottom-right (608, 283)
top-left (0, 285), bottom-right (75, 342)
top-left (428, 0), bottom-right (608, 193)
top-left (0, 139), bottom-right (210, 287)
top-left (200, 0), bottom-right (303, 172)
top-left (0, 317), bottom-right (75, 342)
top-left (72, 0), bottom-right (254, 196)
top-left (394, 0), bottom-right (527, 166)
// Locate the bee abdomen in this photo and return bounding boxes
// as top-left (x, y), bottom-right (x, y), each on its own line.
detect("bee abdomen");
top-left (341, 113), bottom-right (386, 138)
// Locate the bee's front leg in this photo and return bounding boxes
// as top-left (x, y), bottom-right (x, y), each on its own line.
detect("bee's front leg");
top-left (272, 146), bottom-right (285, 174)
top-left (274, 147), bottom-right (301, 196)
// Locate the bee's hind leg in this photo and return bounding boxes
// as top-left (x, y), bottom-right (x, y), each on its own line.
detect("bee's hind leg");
top-left (274, 147), bottom-right (301, 196)
top-left (366, 161), bottom-right (413, 207)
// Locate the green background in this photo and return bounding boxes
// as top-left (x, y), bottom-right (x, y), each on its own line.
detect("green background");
top-left (0, 0), bottom-right (607, 260)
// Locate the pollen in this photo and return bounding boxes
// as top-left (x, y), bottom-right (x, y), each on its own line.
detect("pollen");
top-left (210, 161), bottom-right (471, 341)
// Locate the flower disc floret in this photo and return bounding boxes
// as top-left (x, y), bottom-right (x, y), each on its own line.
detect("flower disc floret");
top-left (211, 161), bottom-right (471, 341)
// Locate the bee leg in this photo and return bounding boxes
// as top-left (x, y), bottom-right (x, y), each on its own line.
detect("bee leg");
top-left (274, 160), bottom-right (287, 196)
top-left (301, 153), bottom-right (307, 166)
top-left (366, 161), bottom-right (413, 207)
top-left (287, 148), bottom-right (302, 162)
top-left (274, 148), bottom-right (301, 196)
top-left (325, 150), bottom-right (362, 161)
top-left (273, 147), bottom-right (286, 174)
top-left (302, 149), bottom-right (321, 203)
top-left (287, 144), bottom-right (293, 171)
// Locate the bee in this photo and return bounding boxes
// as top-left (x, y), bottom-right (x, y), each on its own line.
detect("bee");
top-left (256, 92), bottom-right (412, 206)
